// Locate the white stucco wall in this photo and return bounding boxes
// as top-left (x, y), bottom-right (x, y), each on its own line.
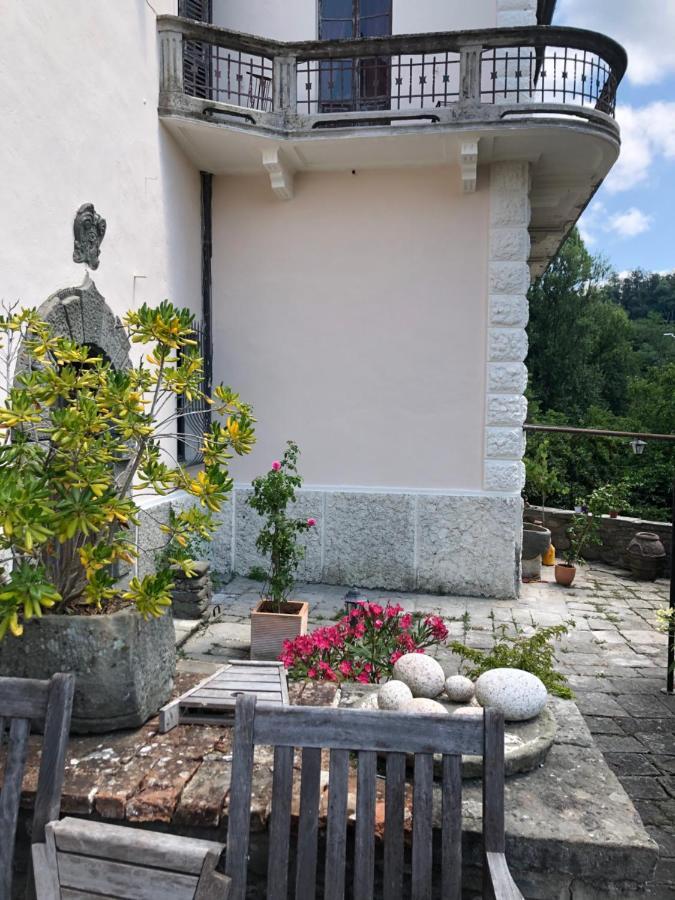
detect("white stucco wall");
top-left (212, 1), bottom-right (499, 40)
top-left (212, 167), bottom-right (489, 491)
top-left (0, 0), bottom-right (201, 321)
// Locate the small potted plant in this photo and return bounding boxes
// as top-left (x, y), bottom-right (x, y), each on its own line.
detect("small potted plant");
top-left (555, 484), bottom-right (612, 586)
top-left (248, 441), bottom-right (316, 659)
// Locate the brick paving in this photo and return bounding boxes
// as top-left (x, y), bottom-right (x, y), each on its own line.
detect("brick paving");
top-left (183, 563), bottom-right (674, 897)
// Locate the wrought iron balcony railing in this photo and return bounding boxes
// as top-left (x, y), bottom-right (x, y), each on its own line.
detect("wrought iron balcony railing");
top-left (158, 17), bottom-right (626, 134)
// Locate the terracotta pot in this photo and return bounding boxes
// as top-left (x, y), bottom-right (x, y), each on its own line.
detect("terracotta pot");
top-left (626, 532), bottom-right (666, 581)
top-left (250, 599), bottom-right (309, 660)
top-left (610, 510), bottom-right (619, 519)
top-left (554, 563), bottom-right (576, 587)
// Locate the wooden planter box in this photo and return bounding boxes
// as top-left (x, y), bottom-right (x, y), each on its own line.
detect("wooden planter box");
top-left (250, 600), bottom-right (309, 660)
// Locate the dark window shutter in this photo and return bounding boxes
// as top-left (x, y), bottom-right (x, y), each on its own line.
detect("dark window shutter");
top-left (179, 1), bottom-right (213, 99)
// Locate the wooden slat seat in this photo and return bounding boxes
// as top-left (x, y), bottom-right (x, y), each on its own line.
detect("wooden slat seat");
top-left (33, 817), bottom-right (229, 900)
top-left (0, 672), bottom-right (75, 899)
top-left (224, 695), bottom-right (525, 900)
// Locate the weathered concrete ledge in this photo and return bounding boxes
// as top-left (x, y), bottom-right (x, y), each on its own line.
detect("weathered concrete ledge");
top-left (525, 505), bottom-right (672, 570)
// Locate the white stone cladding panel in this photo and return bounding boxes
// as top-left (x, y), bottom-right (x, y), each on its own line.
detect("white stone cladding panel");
top-left (487, 394), bottom-right (528, 427)
top-left (489, 328), bottom-right (529, 363)
top-left (138, 489), bottom-right (526, 599)
top-left (488, 362), bottom-right (528, 395)
top-left (484, 460), bottom-right (526, 493)
top-left (490, 227), bottom-right (531, 262)
top-left (490, 192), bottom-right (530, 228)
top-left (233, 488), bottom-right (323, 582)
top-left (322, 492), bottom-right (416, 590)
top-left (485, 160), bottom-right (531, 500)
top-left (490, 162), bottom-right (531, 194)
top-left (416, 494), bottom-right (522, 598)
top-left (489, 295), bottom-right (529, 328)
top-left (486, 427), bottom-right (525, 459)
top-left (489, 262), bottom-right (531, 295)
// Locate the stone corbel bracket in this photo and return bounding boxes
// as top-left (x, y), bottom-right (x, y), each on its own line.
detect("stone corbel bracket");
top-left (460, 140), bottom-right (479, 193)
top-left (262, 147), bottom-right (295, 200)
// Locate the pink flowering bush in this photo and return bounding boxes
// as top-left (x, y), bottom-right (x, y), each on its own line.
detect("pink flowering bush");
top-left (280, 601), bottom-right (448, 683)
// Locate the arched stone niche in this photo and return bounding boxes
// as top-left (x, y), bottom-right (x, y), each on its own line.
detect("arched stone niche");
top-left (30, 278), bottom-right (132, 370)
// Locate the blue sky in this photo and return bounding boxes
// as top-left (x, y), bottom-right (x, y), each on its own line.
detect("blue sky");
top-left (555, 0), bottom-right (675, 275)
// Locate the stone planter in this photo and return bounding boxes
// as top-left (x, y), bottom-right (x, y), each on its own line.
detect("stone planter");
top-left (170, 560), bottom-right (212, 619)
top-left (0, 607), bottom-right (175, 733)
top-left (250, 600), bottom-right (309, 660)
top-left (627, 532), bottom-right (666, 581)
top-left (522, 522), bottom-right (552, 559)
top-left (522, 522), bottom-right (552, 580)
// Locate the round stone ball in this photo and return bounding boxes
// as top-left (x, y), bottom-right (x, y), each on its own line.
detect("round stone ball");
top-left (445, 675), bottom-right (475, 703)
top-left (393, 653), bottom-right (445, 699)
top-left (474, 668), bottom-right (547, 722)
top-left (401, 698), bottom-right (449, 716)
top-left (452, 705), bottom-right (484, 717)
top-left (377, 680), bottom-right (413, 711)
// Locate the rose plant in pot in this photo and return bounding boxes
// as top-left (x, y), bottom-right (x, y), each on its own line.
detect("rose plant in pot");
top-left (0, 302), bottom-right (254, 731)
top-left (248, 441), bottom-right (317, 660)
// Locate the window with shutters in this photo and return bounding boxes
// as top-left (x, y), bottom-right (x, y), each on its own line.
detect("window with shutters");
top-left (179, 0), bottom-right (213, 99)
top-left (318, 0), bottom-right (393, 112)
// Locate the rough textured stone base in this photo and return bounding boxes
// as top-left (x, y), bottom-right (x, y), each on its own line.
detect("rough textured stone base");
top-left (141, 489), bottom-right (523, 600)
top-left (0, 608), bottom-right (175, 733)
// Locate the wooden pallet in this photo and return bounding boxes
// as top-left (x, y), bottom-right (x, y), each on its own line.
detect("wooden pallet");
top-left (159, 660), bottom-right (289, 733)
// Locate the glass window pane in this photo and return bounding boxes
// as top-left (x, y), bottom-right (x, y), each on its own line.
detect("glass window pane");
top-left (321, 19), bottom-right (355, 39)
top-left (360, 14), bottom-right (391, 36)
top-left (360, 0), bottom-right (391, 18)
top-left (322, 0), bottom-right (353, 19)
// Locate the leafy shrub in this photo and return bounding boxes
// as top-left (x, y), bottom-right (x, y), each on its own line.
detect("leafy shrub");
top-left (0, 302), bottom-right (255, 638)
top-left (248, 441), bottom-right (316, 611)
top-left (450, 612), bottom-right (574, 699)
top-left (281, 601), bottom-right (448, 683)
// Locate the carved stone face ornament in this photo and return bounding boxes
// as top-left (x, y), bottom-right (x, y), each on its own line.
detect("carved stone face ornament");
top-left (72, 203), bottom-right (106, 270)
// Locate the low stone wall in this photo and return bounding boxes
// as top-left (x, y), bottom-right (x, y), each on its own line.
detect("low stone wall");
top-left (524, 505), bottom-right (672, 570)
top-left (136, 489), bottom-right (524, 600)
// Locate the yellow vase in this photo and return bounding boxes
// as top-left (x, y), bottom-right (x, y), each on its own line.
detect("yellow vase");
top-left (542, 544), bottom-right (556, 566)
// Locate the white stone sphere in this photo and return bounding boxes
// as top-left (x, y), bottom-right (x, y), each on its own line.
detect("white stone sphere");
top-left (401, 698), bottom-right (449, 716)
top-left (445, 675), bottom-right (475, 703)
top-left (377, 680), bottom-right (413, 711)
top-left (393, 653), bottom-right (445, 699)
top-left (474, 668), bottom-right (547, 722)
top-left (452, 705), bottom-right (484, 717)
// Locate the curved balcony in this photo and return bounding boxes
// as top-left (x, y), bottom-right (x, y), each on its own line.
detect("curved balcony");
top-left (157, 17), bottom-right (627, 274)
top-left (158, 18), bottom-right (625, 132)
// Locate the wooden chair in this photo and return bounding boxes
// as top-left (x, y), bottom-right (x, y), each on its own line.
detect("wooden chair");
top-left (0, 673), bottom-right (75, 899)
top-left (32, 817), bottom-right (229, 900)
top-left (223, 694), bottom-right (524, 900)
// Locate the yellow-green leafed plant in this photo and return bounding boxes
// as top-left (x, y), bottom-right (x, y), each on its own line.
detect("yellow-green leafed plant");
top-left (0, 301), bottom-right (255, 638)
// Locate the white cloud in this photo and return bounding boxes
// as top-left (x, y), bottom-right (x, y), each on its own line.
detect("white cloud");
top-left (556, 0), bottom-right (675, 86)
top-left (606, 207), bottom-right (652, 238)
top-left (607, 102), bottom-right (675, 193)
top-left (578, 201), bottom-right (652, 245)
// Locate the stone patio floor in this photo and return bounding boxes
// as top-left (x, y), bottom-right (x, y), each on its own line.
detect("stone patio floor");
top-left (178, 562), bottom-right (675, 898)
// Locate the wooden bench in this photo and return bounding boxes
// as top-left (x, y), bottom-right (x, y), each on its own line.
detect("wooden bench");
top-left (0, 672), bottom-right (74, 899)
top-left (32, 818), bottom-right (228, 900)
top-left (223, 694), bottom-right (524, 900)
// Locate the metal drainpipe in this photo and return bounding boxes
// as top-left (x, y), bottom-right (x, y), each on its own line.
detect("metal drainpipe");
top-left (201, 171), bottom-right (213, 421)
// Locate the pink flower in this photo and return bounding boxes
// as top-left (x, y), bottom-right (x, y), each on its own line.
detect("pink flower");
top-left (307, 517), bottom-right (317, 527)
top-left (400, 613), bottom-right (413, 630)
top-left (271, 460), bottom-right (281, 471)
top-left (374, 619), bottom-right (383, 630)
top-left (369, 603), bottom-right (383, 617)
top-left (339, 660), bottom-right (352, 676)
